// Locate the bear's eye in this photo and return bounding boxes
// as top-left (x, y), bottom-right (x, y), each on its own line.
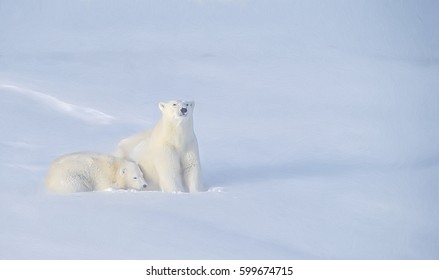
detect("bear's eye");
top-left (133, 177), bottom-right (138, 180)
top-left (173, 103), bottom-right (177, 106)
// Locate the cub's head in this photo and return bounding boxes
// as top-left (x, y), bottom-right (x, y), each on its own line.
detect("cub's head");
top-left (119, 160), bottom-right (148, 190)
top-left (159, 100), bottom-right (195, 121)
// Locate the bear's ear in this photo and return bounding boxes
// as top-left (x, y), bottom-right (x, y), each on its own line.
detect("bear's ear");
top-left (120, 167), bottom-right (127, 175)
top-left (159, 102), bottom-right (166, 112)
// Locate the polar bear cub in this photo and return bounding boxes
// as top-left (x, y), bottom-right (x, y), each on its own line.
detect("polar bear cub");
top-left (114, 100), bottom-right (203, 193)
top-left (46, 152), bottom-right (147, 193)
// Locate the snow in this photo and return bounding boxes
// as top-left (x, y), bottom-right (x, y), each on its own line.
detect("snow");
top-left (1, 0), bottom-right (439, 259)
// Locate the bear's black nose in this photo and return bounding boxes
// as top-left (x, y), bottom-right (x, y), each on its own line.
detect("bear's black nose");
top-left (143, 184), bottom-right (147, 188)
top-left (180, 108), bottom-right (188, 114)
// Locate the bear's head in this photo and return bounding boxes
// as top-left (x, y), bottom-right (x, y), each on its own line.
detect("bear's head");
top-left (119, 160), bottom-right (148, 190)
top-left (159, 100), bottom-right (195, 122)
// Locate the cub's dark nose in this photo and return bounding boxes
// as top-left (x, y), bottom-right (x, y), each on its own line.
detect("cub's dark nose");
top-left (143, 184), bottom-right (147, 188)
top-left (180, 107), bottom-right (188, 114)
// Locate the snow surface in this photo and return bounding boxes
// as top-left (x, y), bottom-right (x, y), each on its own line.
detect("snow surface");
top-left (1, 0), bottom-right (439, 259)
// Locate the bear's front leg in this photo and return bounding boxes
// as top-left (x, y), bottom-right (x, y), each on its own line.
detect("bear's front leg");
top-left (182, 151), bottom-right (203, 192)
top-left (155, 147), bottom-right (184, 193)
top-left (184, 164), bottom-right (203, 193)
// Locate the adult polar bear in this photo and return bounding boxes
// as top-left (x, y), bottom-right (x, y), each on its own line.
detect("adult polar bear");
top-left (114, 100), bottom-right (203, 193)
top-left (46, 152), bottom-right (148, 193)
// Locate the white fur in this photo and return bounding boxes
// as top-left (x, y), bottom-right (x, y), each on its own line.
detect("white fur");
top-left (114, 100), bottom-right (203, 193)
top-left (45, 152), bottom-right (148, 193)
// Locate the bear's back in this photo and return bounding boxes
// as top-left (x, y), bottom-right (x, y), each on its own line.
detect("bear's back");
top-left (45, 152), bottom-right (114, 193)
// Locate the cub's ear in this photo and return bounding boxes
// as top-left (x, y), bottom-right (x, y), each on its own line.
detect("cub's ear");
top-left (120, 167), bottom-right (127, 175)
top-left (159, 102), bottom-right (166, 112)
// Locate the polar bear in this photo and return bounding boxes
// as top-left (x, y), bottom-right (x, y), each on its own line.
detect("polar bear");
top-left (114, 100), bottom-right (203, 193)
top-left (45, 152), bottom-right (148, 193)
